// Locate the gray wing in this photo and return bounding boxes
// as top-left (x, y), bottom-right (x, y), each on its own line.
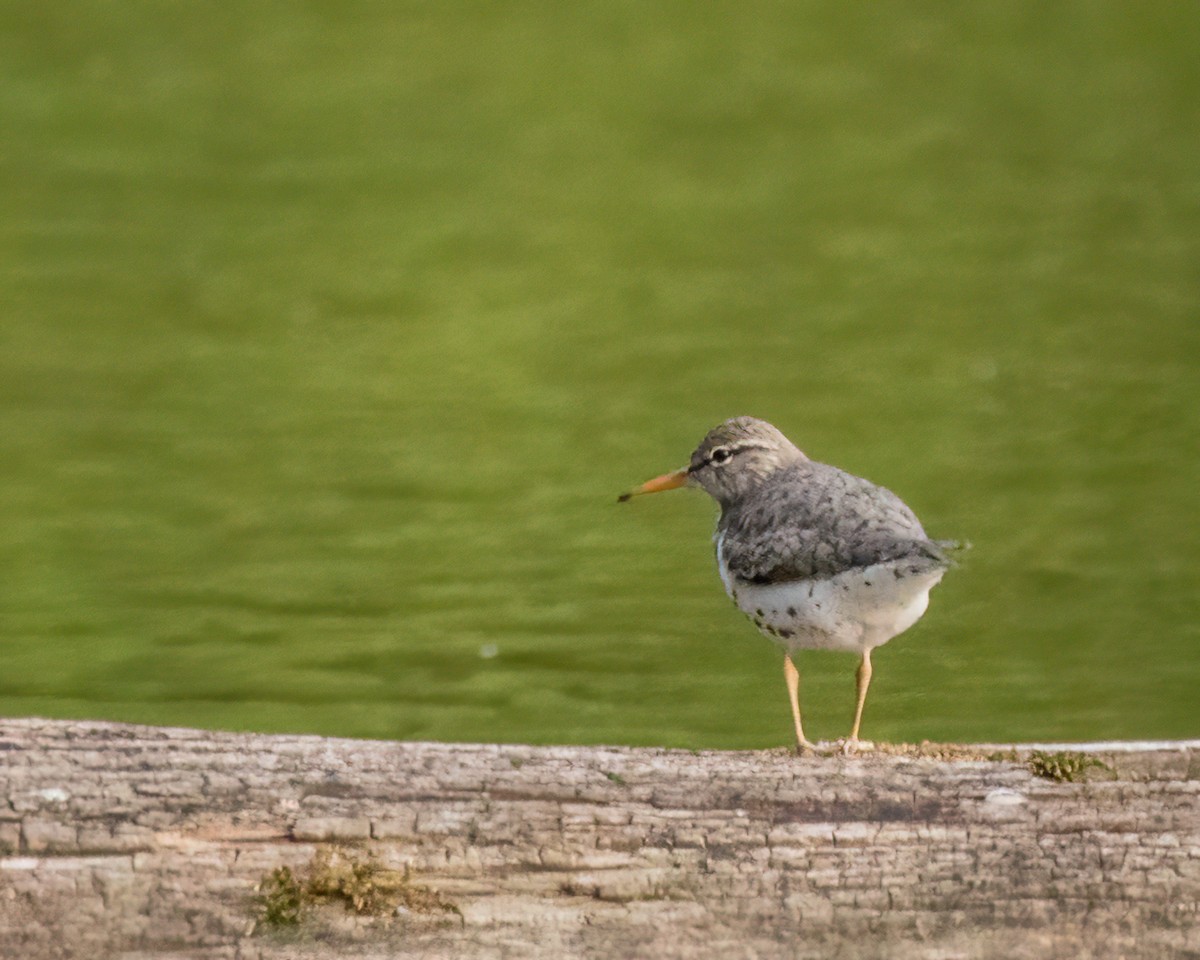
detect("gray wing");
top-left (719, 461), bottom-right (949, 584)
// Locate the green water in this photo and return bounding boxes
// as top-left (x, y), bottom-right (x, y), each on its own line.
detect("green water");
top-left (2, 3), bottom-right (1197, 748)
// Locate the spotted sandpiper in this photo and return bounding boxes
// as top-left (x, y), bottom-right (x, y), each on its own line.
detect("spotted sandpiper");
top-left (620, 416), bottom-right (959, 752)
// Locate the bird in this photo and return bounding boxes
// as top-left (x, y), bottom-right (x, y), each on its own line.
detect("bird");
top-left (619, 416), bottom-right (959, 752)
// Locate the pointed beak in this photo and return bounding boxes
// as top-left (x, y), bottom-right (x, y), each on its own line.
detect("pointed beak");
top-left (617, 468), bottom-right (689, 502)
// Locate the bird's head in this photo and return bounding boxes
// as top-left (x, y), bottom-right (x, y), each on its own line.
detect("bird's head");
top-left (619, 416), bottom-right (806, 508)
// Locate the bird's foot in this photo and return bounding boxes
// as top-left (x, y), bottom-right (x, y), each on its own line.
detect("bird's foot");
top-left (793, 738), bottom-right (820, 756)
top-left (838, 737), bottom-right (875, 756)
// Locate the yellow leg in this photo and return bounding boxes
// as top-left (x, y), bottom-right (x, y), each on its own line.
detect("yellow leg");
top-left (783, 654), bottom-right (816, 752)
top-left (848, 649), bottom-right (873, 742)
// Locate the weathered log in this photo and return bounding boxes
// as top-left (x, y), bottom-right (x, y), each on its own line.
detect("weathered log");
top-left (0, 719), bottom-right (1197, 959)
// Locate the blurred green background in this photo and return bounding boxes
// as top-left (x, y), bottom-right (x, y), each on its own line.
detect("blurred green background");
top-left (2, 2), bottom-right (1197, 748)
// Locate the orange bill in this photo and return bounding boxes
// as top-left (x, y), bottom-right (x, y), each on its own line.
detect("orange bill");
top-left (617, 468), bottom-right (688, 502)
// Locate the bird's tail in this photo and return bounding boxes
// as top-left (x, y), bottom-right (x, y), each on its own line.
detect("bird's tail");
top-left (931, 538), bottom-right (971, 567)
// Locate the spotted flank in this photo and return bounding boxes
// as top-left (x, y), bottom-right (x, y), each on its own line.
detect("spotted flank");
top-left (718, 532), bottom-right (945, 654)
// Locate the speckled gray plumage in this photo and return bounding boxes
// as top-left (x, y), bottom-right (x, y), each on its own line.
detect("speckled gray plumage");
top-left (716, 458), bottom-right (950, 585)
top-left (679, 416), bottom-right (952, 586)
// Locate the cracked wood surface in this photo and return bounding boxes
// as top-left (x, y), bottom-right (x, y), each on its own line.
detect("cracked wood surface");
top-left (0, 719), bottom-right (1198, 959)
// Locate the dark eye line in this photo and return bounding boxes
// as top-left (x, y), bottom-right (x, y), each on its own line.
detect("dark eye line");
top-left (692, 439), bottom-right (771, 471)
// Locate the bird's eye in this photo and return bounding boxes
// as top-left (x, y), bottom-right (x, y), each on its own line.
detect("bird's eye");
top-left (710, 448), bottom-right (732, 465)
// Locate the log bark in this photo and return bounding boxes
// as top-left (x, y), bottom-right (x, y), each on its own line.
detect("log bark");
top-left (1, 719), bottom-right (1197, 959)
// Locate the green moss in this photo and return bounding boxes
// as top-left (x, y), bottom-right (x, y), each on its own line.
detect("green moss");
top-left (253, 847), bottom-right (461, 932)
top-left (254, 866), bottom-right (306, 928)
top-left (1027, 750), bottom-right (1110, 783)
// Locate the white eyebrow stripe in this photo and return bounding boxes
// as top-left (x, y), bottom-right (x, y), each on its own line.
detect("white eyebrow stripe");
top-left (692, 439), bottom-right (771, 471)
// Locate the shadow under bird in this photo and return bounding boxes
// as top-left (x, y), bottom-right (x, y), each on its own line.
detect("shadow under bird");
top-left (620, 416), bottom-right (961, 752)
